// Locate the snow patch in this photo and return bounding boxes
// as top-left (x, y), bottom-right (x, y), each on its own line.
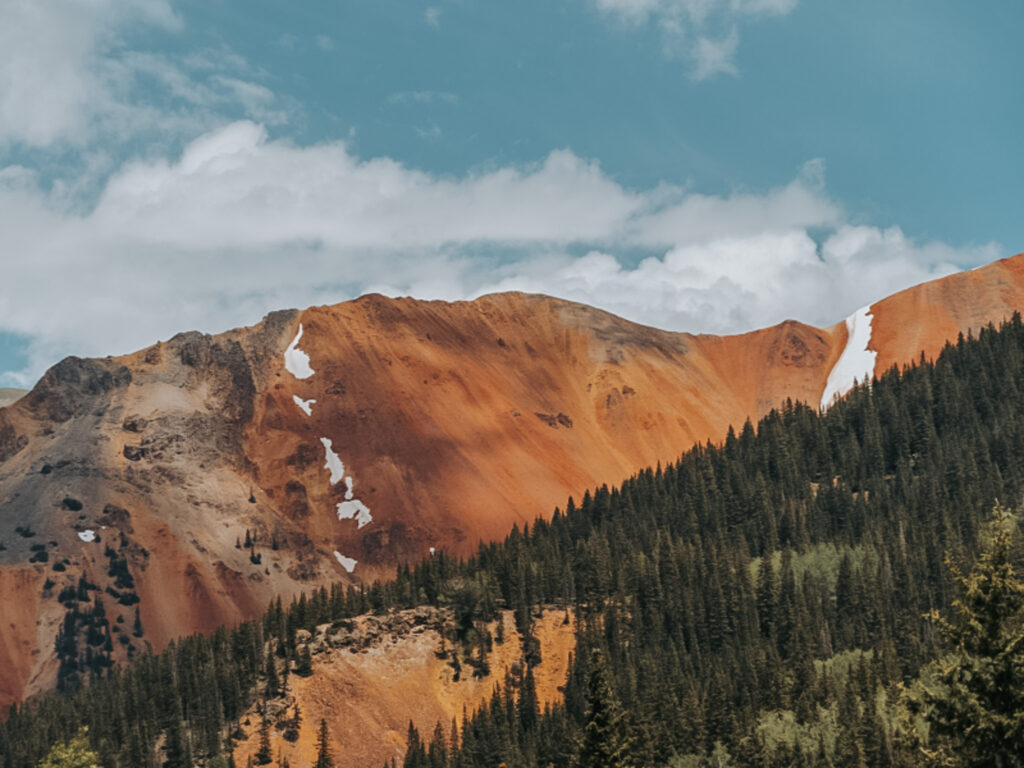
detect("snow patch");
top-left (314, 435), bottom-right (374, 532)
top-left (333, 551), bottom-right (357, 573)
top-left (78, 530), bottom-right (96, 542)
top-left (292, 395), bottom-right (316, 416)
top-left (821, 305), bottom-right (878, 409)
top-left (320, 437), bottom-right (345, 485)
top-left (336, 500), bottom-right (373, 529)
top-left (284, 324), bottom-right (315, 379)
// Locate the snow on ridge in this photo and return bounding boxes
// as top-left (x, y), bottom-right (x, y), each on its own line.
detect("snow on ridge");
top-left (821, 305), bottom-right (878, 410)
top-left (292, 395), bottom-right (316, 416)
top-left (344, 476), bottom-right (354, 501)
top-left (320, 437), bottom-right (345, 485)
top-left (333, 551), bottom-right (357, 573)
top-left (337, 500), bottom-right (373, 529)
top-left (78, 530), bottom-right (96, 542)
top-left (284, 324), bottom-right (315, 379)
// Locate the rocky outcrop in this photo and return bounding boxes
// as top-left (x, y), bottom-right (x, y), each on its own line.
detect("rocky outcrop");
top-left (304, 605), bottom-right (450, 656)
top-left (0, 413), bottom-right (26, 462)
top-left (25, 357), bottom-right (131, 423)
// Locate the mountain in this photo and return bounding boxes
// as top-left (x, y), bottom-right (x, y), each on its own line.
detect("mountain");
top-left (1, 252), bottom-right (1023, 707)
top-left (8, 305), bottom-right (1024, 767)
top-left (0, 389), bottom-right (26, 408)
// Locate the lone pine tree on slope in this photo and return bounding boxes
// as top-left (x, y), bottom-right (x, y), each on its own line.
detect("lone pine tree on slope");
top-left (315, 718), bottom-right (334, 768)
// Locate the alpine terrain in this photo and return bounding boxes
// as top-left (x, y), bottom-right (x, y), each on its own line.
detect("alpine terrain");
top-left (1, 252), bottom-right (1024, 715)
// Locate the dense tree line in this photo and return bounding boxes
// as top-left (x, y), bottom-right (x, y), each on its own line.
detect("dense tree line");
top-left (5, 316), bottom-right (1024, 766)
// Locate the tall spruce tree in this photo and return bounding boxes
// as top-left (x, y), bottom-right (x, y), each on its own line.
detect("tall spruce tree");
top-left (915, 508), bottom-right (1024, 767)
top-left (315, 718), bottom-right (334, 768)
top-left (254, 710), bottom-right (272, 766)
top-left (577, 650), bottom-right (633, 768)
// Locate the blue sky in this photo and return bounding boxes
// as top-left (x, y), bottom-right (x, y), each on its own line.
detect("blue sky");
top-left (0, 0), bottom-right (1020, 386)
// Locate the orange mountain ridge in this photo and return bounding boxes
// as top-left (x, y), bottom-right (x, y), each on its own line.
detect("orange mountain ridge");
top-left (1, 251), bottom-right (1023, 707)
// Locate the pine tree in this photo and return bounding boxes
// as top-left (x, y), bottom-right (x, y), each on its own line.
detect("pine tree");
top-left (164, 718), bottom-right (193, 768)
top-left (315, 718), bottom-right (334, 768)
top-left (577, 650), bottom-right (633, 768)
top-left (914, 509), bottom-right (1024, 767)
top-left (254, 710), bottom-right (272, 765)
top-left (265, 650), bottom-right (280, 698)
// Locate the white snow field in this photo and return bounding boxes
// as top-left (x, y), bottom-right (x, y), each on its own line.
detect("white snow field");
top-left (284, 324), bottom-right (315, 379)
top-left (333, 551), bottom-right (357, 573)
top-left (78, 530), bottom-right (96, 542)
top-left (821, 305), bottom-right (878, 410)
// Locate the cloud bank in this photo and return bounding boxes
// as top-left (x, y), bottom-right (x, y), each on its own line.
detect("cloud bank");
top-left (0, 121), bottom-right (999, 386)
top-left (0, 0), bottom-right (1003, 386)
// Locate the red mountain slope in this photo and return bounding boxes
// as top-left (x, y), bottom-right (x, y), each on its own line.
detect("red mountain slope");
top-left (0, 252), bottom-right (1021, 706)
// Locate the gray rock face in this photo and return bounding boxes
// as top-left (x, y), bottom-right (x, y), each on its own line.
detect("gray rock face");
top-left (25, 357), bottom-right (132, 423)
top-left (310, 606), bottom-right (450, 656)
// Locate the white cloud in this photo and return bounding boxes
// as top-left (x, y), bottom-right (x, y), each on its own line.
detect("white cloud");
top-left (0, 0), bottom-right (175, 147)
top-left (0, 0), bottom-right (284, 151)
top-left (691, 31), bottom-right (739, 80)
top-left (0, 122), bottom-right (1000, 386)
top-left (590, 0), bottom-right (798, 78)
top-left (478, 228), bottom-right (980, 336)
top-left (425, 7), bottom-right (442, 28)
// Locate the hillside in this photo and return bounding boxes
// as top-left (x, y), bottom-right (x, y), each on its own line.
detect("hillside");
top-left (231, 608), bottom-right (574, 768)
top-left (0, 253), bottom-right (1023, 707)
top-left (7, 309), bottom-right (1024, 766)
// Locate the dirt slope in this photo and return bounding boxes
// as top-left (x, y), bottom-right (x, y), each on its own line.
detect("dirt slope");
top-left (1, 252), bottom-right (1023, 707)
top-left (231, 608), bottom-right (575, 768)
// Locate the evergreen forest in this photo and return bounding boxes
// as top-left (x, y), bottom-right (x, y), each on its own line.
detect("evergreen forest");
top-left (7, 316), bottom-right (1024, 767)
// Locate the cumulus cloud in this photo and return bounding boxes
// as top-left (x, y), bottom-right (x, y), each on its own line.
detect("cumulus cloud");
top-left (0, 0), bottom-right (172, 147)
top-left (590, 0), bottom-right (798, 78)
top-left (0, 121), bottom-right (1000, 386)
top-left (0, 0), bottom-right (284, 151)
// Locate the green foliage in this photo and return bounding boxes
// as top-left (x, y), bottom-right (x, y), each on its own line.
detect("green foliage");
top-left (35, 729), bottom-right (100, 768)
top-left (578, 650), bottom-right (634, 768)
top-left (912, 506), bottom-right (1024, 767)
